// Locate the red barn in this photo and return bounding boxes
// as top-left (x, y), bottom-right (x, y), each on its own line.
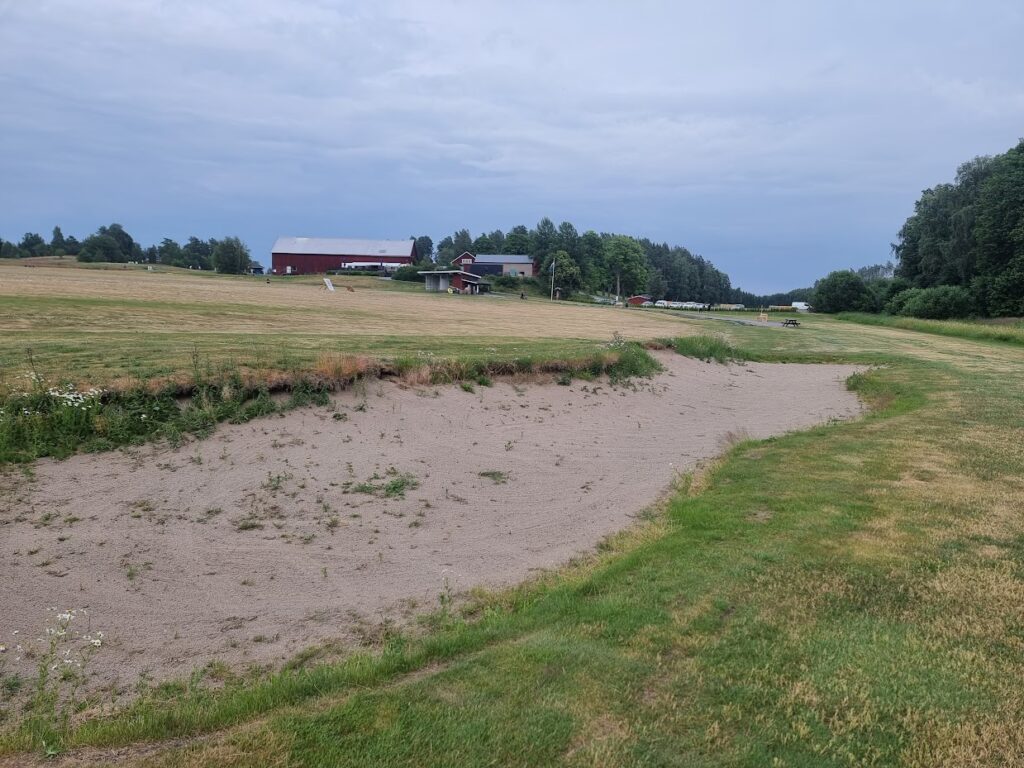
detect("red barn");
top-left (271, 237), bottom-right (417, 275)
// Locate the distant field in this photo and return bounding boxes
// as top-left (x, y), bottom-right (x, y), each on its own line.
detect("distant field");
top-left (0, 261), bottom-right (699, 391)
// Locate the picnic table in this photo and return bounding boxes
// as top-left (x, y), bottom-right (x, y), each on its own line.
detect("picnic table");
top-left (782, 318), bottom-right (801, 327)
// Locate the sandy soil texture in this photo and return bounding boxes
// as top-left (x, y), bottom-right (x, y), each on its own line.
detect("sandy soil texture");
top-left (0, 353), bottom-right (863, 695)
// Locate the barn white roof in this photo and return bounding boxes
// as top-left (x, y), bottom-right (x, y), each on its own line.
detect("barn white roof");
top-left (272, 237), bottom-right (415, 257)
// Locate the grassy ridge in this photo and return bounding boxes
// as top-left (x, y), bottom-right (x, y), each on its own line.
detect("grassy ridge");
top-left (0, 342), bottom-right (658, 463)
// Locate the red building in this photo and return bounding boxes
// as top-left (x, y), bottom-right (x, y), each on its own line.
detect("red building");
top-left (626, 294), bottom-right (653, 306)
top-left (271, 237), bottom-right (417, 275)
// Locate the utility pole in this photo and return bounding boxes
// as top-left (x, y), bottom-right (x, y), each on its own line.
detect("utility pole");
top-left (550, 258), bottom-right (555, 301)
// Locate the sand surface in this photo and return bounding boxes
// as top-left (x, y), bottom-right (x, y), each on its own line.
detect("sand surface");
top-left (0, 353), bottom-right (863, 695)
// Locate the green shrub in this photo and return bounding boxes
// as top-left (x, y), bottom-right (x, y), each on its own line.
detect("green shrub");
top-left (884, 288), bottom-right (921, 315)
top-left (896, 285), bottom-right (974, 319)
top-left (392, 264), bottom-right (428, 282)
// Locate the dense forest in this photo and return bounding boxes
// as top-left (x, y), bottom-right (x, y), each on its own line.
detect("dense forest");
top-left (411, 218), bottom-right (736, 303)
top-left (0, 224), bottom-right (253, 274)
top-left (810, 139), bottom-right (1024, 318)
top-left (893, 139), bottom-right (1024, 316)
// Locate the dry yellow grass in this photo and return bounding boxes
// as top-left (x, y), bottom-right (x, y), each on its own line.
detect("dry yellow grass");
top-left (0, 262), bottom-right (705, 390)
top-left (0, 262), bottom-right (697, 341)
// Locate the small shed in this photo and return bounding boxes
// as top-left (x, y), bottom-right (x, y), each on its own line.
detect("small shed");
top-left (626, 294), bottom-right (652, 306)
top-left (247, 261), bottom-right (264, 276)
top-left (419, 270), bottom-right (490, 294)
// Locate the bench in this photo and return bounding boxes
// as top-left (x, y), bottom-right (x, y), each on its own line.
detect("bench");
top-left (782, 318), bottom-right (801, 327)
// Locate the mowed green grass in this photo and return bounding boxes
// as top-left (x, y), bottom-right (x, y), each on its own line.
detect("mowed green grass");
top-left (4, 266), bottom-right (1024, 766)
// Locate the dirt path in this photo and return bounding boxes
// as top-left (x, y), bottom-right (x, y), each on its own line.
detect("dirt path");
top-left (0, 353), bottom-right (863, 697)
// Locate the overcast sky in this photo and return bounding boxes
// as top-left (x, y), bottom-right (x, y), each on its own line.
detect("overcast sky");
top-left (2, 1), bottom-right (1023, 292)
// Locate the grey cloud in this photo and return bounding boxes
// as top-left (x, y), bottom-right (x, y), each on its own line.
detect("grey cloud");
top-left (1, 0), bottom-right (1023, 291)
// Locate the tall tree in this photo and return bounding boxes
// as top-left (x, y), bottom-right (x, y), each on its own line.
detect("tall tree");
top-left (78, 234), bottom-right (123, 263)
top-left (181, 236), bottom-right (213, 269)
top-left (530, 217), bottom-right (558, 266)
top-left (50, 226), bottom-right (66, 255)
top-left (452, 229), bottom-right (473, 255)
top-left (471, 234), bottom-right (495, 253)
top-left (503, 226), bottom-right (531, 255)
top-left (488, 229), bottom-right (506, 253)
top-left (157, 238), bottom-right (183, 266)
top-left (435, 236), bottom-right (455, 265)
top-left (555, 221), bottom-right (580, 261)
top-left (19, 232), bottom-right (47, 256)
top-left (578, 230), bottom-right (606, 292)
top-left (212, 237), bottom-right (250, 274)
top-left (540, 249), bottom-right (583, 296)
top-left (412, 235), bottom-right (433, 262)
top-left (602, 235), bottom-right (648, 297)
top-left (96, 223), bottom-right (136, 261)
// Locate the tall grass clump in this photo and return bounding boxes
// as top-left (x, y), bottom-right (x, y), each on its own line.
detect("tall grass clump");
top-left (669, 335), bottom-right (747, 363)
top-left (605, 341), bottom-right (662, 383)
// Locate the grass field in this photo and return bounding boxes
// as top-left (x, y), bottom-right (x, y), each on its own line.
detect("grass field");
top-left (3, 263), bottom-right (1024, 766)
top-left (0, 262), bottom-right (695, 393)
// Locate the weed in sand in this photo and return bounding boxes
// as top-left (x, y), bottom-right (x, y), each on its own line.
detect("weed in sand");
top-left (261, 471), bottom-right (292, 492)
top-left (478, 470), bottom-right (510, 485)
top-left (351, 470), bottom-right (420, 500)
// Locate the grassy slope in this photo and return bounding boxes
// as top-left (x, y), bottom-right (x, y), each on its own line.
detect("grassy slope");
top-left (4, 291), bottom-right (1024, 764)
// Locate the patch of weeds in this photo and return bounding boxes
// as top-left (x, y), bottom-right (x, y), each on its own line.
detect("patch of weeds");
top-left (670, 335), bottom-right (746, 363)
top-left (460, 382), bottom-right (475, 393)
top-left (606, 341), bottom-right (662, 383)
top-left (556, 372), bottom-right (573, 386)
top-left (350, 469), bottom-right (420, 499)
top-left (123, 561), bottom-right (152, 581)
top-left (478, 470), bottom-right (509, 485)
top-left (235, 517), bottom-right (264, 532)
top-left (475, 375), bottom-right (493, 387)
top-left (262, 471), bottom-right (292, 492)
top-left (196, 507), bottom-right (222, 523)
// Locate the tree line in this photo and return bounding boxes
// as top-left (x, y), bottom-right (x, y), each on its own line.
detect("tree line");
top-left (408, 218), bottom-right (735, 302)
top-left (809, 139), bottom-right (1024, 318)
top-left (0, 224), bottom-right (253, 274)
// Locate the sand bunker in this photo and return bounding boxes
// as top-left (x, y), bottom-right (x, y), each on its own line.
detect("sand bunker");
top-left (0, 353), bottom-right (863, 694)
